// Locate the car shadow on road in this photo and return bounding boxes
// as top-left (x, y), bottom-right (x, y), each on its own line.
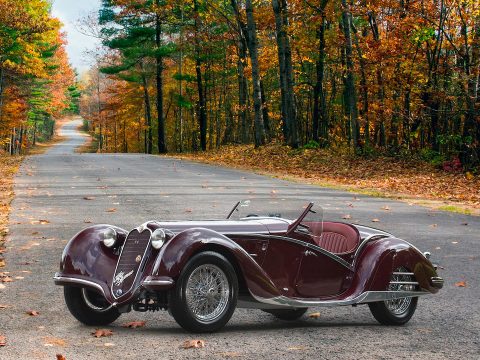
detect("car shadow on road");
top-left (101, 319), bottom-right (380, 336)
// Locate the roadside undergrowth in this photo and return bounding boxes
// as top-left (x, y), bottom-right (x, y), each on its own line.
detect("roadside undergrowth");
top-left (171, 144), bottom-right (480, 216)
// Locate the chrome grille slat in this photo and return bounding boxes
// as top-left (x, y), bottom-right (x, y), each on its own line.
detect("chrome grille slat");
top-left (111, 229), bottom-right (151, 298)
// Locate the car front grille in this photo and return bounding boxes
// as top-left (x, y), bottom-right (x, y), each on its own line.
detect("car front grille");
top-left (112, 229), bottom-right (151, 298)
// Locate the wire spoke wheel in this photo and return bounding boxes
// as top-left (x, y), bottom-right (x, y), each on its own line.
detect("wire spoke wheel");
top-left (185, 264), bottom-right (230, 323)
top-left (384, 267), bottom-right (415, 316)
top-left (368, 267), bottom-right (418, 326)
top-left (169, 251), bottom-right (238, 333)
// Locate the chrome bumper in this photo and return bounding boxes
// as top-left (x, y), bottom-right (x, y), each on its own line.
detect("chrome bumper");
top-left (430, 276), bottom-right (444, 289)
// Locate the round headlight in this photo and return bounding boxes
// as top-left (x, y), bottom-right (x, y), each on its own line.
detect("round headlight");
top-left (151, 229), bottom-right (166, 250)
top-left (102, 227), bottom-right (117, 248)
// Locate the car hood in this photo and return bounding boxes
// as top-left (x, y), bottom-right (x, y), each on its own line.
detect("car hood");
top-left (143, 218), bottom-right (291, 236)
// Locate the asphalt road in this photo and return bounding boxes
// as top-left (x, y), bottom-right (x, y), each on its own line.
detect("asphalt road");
top-left (1, 119), bottom-right (479, 359)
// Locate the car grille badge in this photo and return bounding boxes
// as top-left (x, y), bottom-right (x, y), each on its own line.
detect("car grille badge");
top-left (113, 270), bottom-right (134, 286)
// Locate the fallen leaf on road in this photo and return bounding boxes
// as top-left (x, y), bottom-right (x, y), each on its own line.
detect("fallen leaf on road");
top-left (39, 219), bottom-right (50, 225)
top-left (182, 340), bottom-right (205, 349)
top-left (0, 305), bottom-right (9, 309)
top-left (371, 218), bottom-right (380, 222)
top-left (83, 196), bottom-right (96, 201)
top-left (342, 214), bottom-right (351, 219)
top-left (0, 335), bottom-right (6, 346)
top-left (44, 337), bottom-right (67, 346)
top-left (308, 312), bottom-right (321, 319)
top-left (455, 281), bottom-right (467, 287)
top-left (92, 329), bottom-right (113, 338)
top-left (429, 224), bottom-right (437, 228)
top-left (56, 354), bottom-right (66, 360)
top-left (381, 206), bottom-right (390, 211)
top-left (185, 208), bottom-right (193, 213)
top-left (0, 284), bottom-right (5, 289)
top-left (1, 277), bottom-right (13, 283)
top-left (27, 310), bottom-right (39, 316)
top-left (106, 208), bottom-right (117, 213)
top-left (84, 219), bottom-right (92, 224)
top-left (122, 321), bottom-right (146, 329)
top-left (0, 259), bottom-right (4, 268)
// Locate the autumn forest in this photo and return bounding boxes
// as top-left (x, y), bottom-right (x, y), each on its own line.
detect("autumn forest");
top-left (1, 0), bottom-right (479, 169)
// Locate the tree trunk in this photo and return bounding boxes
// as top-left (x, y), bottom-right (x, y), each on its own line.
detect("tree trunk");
top-left (313, 11), bottom-right (328, 145)
top-left (272, 0), bottom-right (298, 147)
top-left (231, 0), bottom-right (250, 143)
top-left (245, 0), bottom-right (266, 147)
top-left (341, 0), bottom-right (359, 151)
top-left (155, 1), bottom-right (167, 153)
top-left (140, 69), bottom-right (153, 154)
top-left (260, 80), bottom-right (271, 140)
top-left (194, 0), bottom-right (207, 151)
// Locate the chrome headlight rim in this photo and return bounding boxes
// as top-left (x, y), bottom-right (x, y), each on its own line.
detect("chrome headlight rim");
top-left (151, 228), bottom-right (166, 250)
top-left (102, 227), bottom-right (118, 248)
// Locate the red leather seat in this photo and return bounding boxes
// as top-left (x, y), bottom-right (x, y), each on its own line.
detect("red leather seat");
top-left (305, 221), bottom-right (360, 254)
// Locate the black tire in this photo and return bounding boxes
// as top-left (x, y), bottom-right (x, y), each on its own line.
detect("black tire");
top-left (369, 267), bottom-right (418, 325)
top-left (369, 297), bottom-right (418, 325)
top-left (64, 286), bottom-right (121, 326)
top-left (169, 251), bottom-right (238, 333)
top-left (264, 308), bottom-right (308, 321)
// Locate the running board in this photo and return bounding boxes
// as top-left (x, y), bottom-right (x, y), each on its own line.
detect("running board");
top-left (250, 291), bottom-right (430, 308)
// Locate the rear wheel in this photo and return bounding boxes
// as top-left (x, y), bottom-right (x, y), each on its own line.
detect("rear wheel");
top-left (264, 308), bottom-right (308, 321)
top-left (169, 251), bottom-right (238, 333)
top-left (64, 286), bottom-right (120, 326)
top-left (369, 267), bottom-right (418, 325)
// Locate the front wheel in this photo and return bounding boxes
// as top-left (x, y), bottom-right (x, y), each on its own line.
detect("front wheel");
top-left (369, 267), bottom-right (418, 325)
top-left (64, 286), bottom-right (121, 326)
top-left (169, 251), bottom-right (238, 333)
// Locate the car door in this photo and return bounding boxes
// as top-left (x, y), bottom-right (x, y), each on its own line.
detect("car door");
top-left (295, 247), bottom-right (353, 298)
top-left (260, 238), bottom-right (305, 298)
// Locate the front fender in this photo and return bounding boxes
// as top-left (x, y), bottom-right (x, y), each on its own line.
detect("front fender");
top-left (54, 225), bottom-right (128, 303)
top-left (152, 228), bottom-right (282, 300)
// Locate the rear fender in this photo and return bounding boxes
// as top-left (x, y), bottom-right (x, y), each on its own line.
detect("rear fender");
top-left (55, 225), bottom-right (128, 303)
top-left (152, 228), bottom-right (281, 299)
top-left (352, 237), bottom-right (439, 295)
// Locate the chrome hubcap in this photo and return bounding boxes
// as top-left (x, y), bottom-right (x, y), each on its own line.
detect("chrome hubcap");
top-left (385, 267), bottom-right (415, 315)
top-left (185, 264), bottom-right (230, 323)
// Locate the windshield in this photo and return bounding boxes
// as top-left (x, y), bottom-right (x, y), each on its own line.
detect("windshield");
top-left (227, 199), bottom-right (323, 231)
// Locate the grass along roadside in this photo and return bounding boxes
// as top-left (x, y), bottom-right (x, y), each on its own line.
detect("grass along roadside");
top-left (170, 144), bottom-right (480, 216)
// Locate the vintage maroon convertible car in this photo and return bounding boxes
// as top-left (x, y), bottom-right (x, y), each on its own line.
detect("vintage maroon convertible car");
top-left (54, 199), bottom-right (443, 332)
